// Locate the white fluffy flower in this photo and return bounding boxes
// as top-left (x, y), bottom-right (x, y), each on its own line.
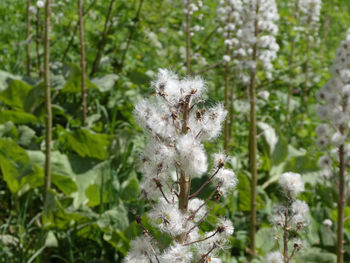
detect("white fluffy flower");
top-left (279, 172), bottom-right (304, 196)
top-left (214, 168), bottom-right (238, 195)
top-left (148, 200), bottom-right (185, 236)
top-left (217, 218), bottom-right (234, 238)
top-left (176, 134), bottom-right (208, 177)
top-left (124, 236), bottom-right (158, 263)
top-left (318, 155), bottom-right (332, 169)
top-left (188, 198), bottom-right (206, 221)
top-left (331, 132), bottom-right (346, 147)
top-left (160, 243), bottom-right (192, 263)
top-left (36, 0), bottom-right (44, 8)
top-left (291, 200), bottom-right (309, 226)
top-left (266, 251), bottom-right (283, 263)
top-left (323, 219), bottom-right (333, 227)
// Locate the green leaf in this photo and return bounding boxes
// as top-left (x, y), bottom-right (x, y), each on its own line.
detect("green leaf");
top-left (127, 70), bottom-right (151, 85)
top-left (0, 79), bottom-right (32, 110)
top-left (61, 64), bottom-right (98, 93)
top-left (296, 248), bottom-right (336, 263)
top-left (60, 128), bottom-right (111, 160)
top-left (256, 227), bottom-right (276, 253)
top-left (97, 205), bottom-right (129, 232)
top-left (237, 173), bottom-right (264, 211)
top-left (0, 138), bottom-right (35, 193)
top-left (0, 110), bottom-right (38, 124)
top-left (17, 125), bottom-right (36, 147)
top-left (92, 74), bottom-right (119, 92)
top-left (44, 231), bottom-right (58, 248)
top-left (120, 177), bottom-right (140, 201)
top-left (0, 121), bottom-right (17, 139)
top-left (284, 155), bottom-right (319, 174)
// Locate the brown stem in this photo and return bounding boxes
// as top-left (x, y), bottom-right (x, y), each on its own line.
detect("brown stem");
top-left (35, 7), bottom-right (42, 77)
top-left (283, 192), bottom-right (290, 263)
top-left (188, 184), bottom-right (220, 220)
top-left (185, 0), bottom-right (191, 75)
top-left (249, 3), bottom-right (259, 258)
top-left (78, 0), bottom-right (87, 126)
top-left (44, 0), bottom-right (52, 212)
top-left (90, 0), bottom-right (116, 77)
top-left (26, 0), bottom-right (31, 77)
top-left (286, 36), bottom-right (296, 123)
top-left (119, 0), bottom-right (144, 72)
top-left (186, 194), bottom-right (221, 238)
top-left (189, 166), bottom-right (222, 199)
top-left (184, 229), bottom-right (219, 246)
top-left (194, 61), bottom-right (223, 75)
top-left (136, 215), bottom-right (164, 250)
top-left (337, 143), bottom-right (345, 263)
top-left (197, 243), bottom-right (217, 263)
top-left (228, 68), bottom-right (237, 141)
top-left (62, 0), bottom-right (98, 63)
top-left (224, 12), bottom-right (233, 151)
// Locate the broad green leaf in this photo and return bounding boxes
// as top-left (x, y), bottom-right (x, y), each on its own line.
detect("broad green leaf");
top-left (92, 74), bottom-right (119, 92)
top-left (0, 110), bottom-right (38, 124)
top-left (0, 138), bottom-right (35, 193)
top-left (120, 177), bottom-right (140, 201)
top-left (295, 248), bottom-right (336, 263)
top-left (0, 121), bottom-right (17, 139)
top-left (0, 79), bottom-right (32, 110)
top-left (237, 173), bottom-right (264, 211)
top-left (97, 205), bottom-right (129, 232)
top-left (60, 128), bottom-right (111, 160)
top-left (44, 231), bottom-right (58, 248)
top-left (61, 64), bottom-right (98, 93)
top-left (256, 227), bottom-right (276, 253)
top-left (127, 70), bottom-right (151, 85)
top-left (17, 125), bottom-right (36, 147)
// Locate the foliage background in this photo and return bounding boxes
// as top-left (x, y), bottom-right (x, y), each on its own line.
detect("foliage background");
top-left (0, 0), bottom-right (350, 262)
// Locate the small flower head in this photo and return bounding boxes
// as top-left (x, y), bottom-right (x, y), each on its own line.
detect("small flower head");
top-left (279, 172), bottom-right (304, 196)
top-left (323, 219), bottom-right (333, 227)
top-left (266, 251), bottom-right (283, 263)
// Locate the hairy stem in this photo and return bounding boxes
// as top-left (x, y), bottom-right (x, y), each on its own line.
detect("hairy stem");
top-left (185, 0), bottom-right (191, 75)
top-left (35, 7), bottom-right (42, 77)
top-left (44, 0), bottom-right (52, 212)
top-left (90, 0), bottom-right (116, 77)
top-left (249, 3), bottom-right (259, 258)
top-left (337, 129), bottom-right (346, 263)
top-left (78, 0), bottom-right (87, 126)
top-left (283, 192), bottom-right (290, 263)
top-left (119, 0), bottom-right (144, 72)
top-left (228, 68), bottom-right (237, 142)
top-left (26, 0), bottom-right (31, 77)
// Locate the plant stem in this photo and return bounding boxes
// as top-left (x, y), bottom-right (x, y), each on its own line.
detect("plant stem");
top-left (337, 122), bottom-right (346, 263)
top-left (249, 3), bottom-right (259, 258)
top-left (178, 99), bottom-right (191, 243)
top-left (62, 0), bottom-right (97, 63)
top-left (228, 68), bottom-right (237, 141)
top-left (286, 0), bottom-right (299, 123)
top-left (35, 7), bottom-right (42, 77)
top-left (185, 0), bottom-right (191, 75)
top-left (224, 11), bottom-right (232, 151)
top-left (78, 0), bottom-right (87, 126)
top-left (44, 0), bottom-right (52, 212)
top-left (26, 0), bottom-right (31, 77)
top-left (283, 192), bottom-right (290, 263)
top-left (90, 0), bottom-right (116, 77)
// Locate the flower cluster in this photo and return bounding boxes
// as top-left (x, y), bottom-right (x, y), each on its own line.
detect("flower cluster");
top-left (298, 0), bottom-right (322, 30)
top-left (267, 172), bottom-right (309, 262)
top-left (316, 29), bottom-right (350, 177)
top-left (126, 69), bottom-right (238, 262)
top-left (237, 0), bottom-right (279, 81)
top-left (216, 0), bottom-right (243, 64)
